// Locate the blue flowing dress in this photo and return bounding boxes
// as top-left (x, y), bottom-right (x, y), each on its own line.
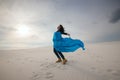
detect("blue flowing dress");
top-left (53, 31), bottom-right (85, 52)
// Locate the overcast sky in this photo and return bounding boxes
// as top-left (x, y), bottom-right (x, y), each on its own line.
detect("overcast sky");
top-left (0, 0), bottom-right (120, 49)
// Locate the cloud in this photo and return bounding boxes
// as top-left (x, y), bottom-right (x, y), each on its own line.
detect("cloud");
top-left (109, 8), bottom-right (120, 23)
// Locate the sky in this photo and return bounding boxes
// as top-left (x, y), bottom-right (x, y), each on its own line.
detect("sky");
top-left (0, 0), bottom-right (120, 50)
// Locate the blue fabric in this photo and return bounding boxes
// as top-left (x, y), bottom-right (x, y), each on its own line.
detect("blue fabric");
top-left (53, 31), bottom-right (85, 52)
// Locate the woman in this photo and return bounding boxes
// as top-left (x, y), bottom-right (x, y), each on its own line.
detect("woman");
top-left (53, 24), bottom-right (85, 64)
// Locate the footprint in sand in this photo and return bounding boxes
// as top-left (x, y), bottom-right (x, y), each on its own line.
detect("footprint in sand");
top-left (91, 67), bottom-right (96, 71)
top-left (107, 69), bottom-right (113, 72)
top-left (31, 72), bottom-right (54, 80)
top-left (107, 69), bottom-right (120, 77)
top-left (111, 70), bottom-right (120, 77)
top-left (31, 62), bottom-right (55, 80)
top-left (44, 72), bottom-right (54, 80)
top-left (40, 62), bottom-right (66, 70)
top-left (29, 60), bottom-right (33, 62)
top-left (25, 57), bottom-right (34, 62)
top-left (33, 74), bottom-right (40, 80)
top-left (31, 72), bottom-right (42, 80)
top-left (7, 60), bottom-right (10, 63)
top-left (31, 61), bottom-right (69, 80)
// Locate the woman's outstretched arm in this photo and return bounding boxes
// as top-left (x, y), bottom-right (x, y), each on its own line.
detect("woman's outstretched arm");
top-left (62, 32), bottom-right (70, 36)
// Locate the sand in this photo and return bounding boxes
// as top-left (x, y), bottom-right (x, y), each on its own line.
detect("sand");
top-left (0, 41), bottom-right (120, 80)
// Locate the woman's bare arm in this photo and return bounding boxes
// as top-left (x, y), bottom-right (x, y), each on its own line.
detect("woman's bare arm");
top-left (62, 32), bottom-right (70, 36)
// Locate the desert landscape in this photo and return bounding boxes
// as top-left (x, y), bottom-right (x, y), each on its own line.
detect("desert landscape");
top-left (0, 41), bottom-right (120, 80)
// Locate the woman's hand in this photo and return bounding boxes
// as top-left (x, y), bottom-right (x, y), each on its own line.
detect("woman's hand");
top-left (67, 33), bottom-right (70, 36)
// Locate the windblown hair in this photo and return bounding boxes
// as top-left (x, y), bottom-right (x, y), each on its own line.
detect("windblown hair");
top-left (57, 25), bottom-right (65, 34)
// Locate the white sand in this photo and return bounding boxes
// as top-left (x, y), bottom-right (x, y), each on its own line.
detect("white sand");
top-left (0, 41), bottom-right (120, 80)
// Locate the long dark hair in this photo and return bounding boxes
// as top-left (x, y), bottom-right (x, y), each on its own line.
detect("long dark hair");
top-left (57, 25), bottom-right (65, 34)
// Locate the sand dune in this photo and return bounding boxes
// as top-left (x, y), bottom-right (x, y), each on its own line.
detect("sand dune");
top-left (0, 41), bottom-right (120, 80)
